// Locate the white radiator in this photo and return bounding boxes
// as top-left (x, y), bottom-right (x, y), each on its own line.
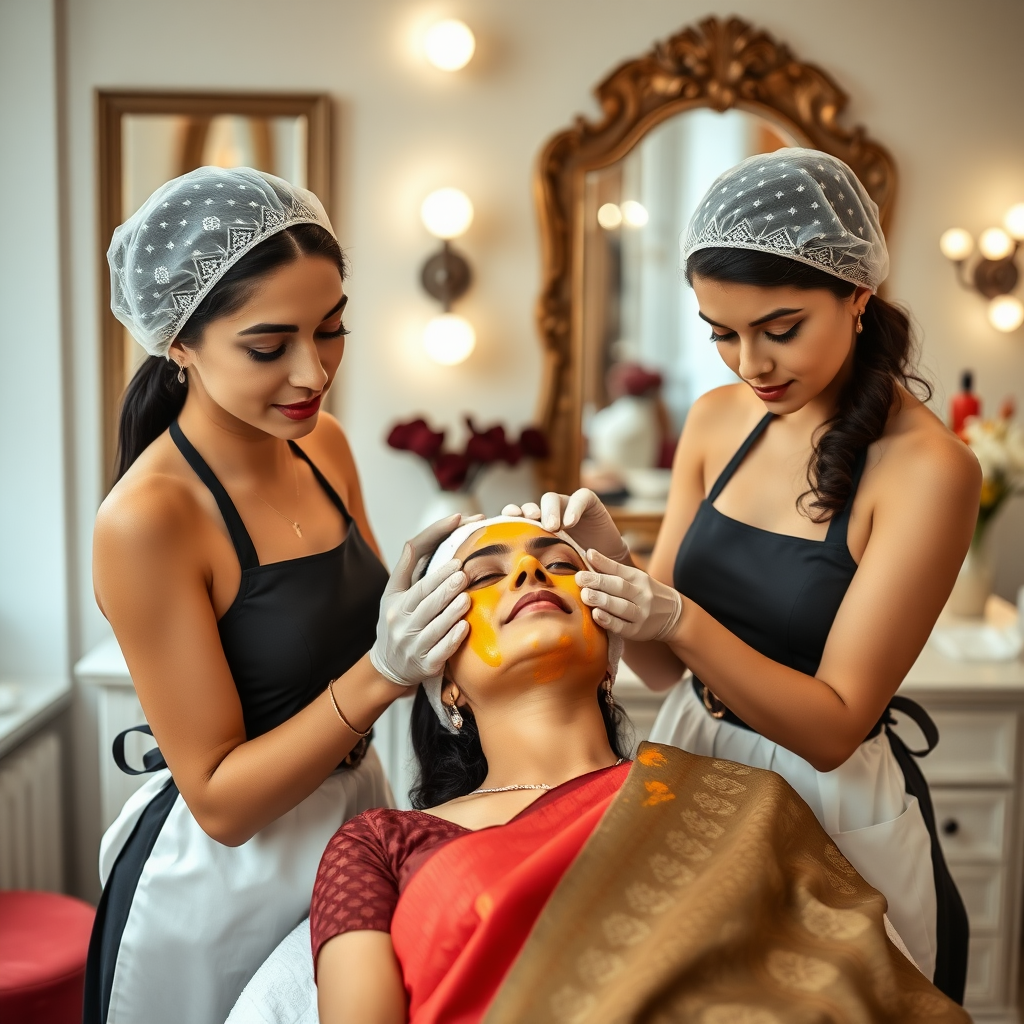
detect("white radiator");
top-left (0, 729), bottom-right (63, 890)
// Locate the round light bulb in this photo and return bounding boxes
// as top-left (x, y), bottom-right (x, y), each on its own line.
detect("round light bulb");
top-left (423, 313), bottom-right (476, 364)
top-left (621, 200), bottom-right (649, 228)
top-left (420, 188), bottom-right (474, 240)
top-left (597, 203), bottom-right (622, 230)
top-left (939, 228), bottom-right (974, 262)
top-left (423, 19), bottom-right (476, 71)
top-left (1004, 203), bottom-right (1024, 242)
top-left (988, 295), bottom-right (1024, 333)
top-left (979, 227), bottom-right (1014, 261)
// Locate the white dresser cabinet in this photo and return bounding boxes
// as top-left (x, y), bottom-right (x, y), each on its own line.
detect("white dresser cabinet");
top-left (617, 626), bottom-right (1024, 1024)
top-left (897, 644), bottom-right (1024, 1023)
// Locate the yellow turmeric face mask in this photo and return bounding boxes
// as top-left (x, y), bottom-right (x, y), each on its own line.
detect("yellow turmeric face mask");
top-left (447, 521), bottom-right (606, 687)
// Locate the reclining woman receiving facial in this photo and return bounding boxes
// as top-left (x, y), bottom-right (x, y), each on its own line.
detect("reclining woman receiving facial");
top-left (311, 518), bottom-right (966, 1024)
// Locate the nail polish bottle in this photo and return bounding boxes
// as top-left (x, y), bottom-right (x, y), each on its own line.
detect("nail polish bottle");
top-left (951, 370), bottom-right (981, 440)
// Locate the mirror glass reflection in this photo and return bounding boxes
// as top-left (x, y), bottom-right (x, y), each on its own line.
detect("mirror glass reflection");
top-left (119, 113), bottom-right (309, 385)
top-left (580, 108), bottom-right (800, 510)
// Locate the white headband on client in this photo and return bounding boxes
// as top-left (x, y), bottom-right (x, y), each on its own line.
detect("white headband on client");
top-left (421, 516), bottom-right (622, 733)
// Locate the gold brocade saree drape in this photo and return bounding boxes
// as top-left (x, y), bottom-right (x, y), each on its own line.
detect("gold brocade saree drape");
top-left (484, 743), bottom-right (967, 1024)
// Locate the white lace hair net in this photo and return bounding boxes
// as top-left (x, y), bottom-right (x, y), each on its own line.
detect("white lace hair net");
top-left (421, 516), bottom-right (622, 733)
top-left (681, 147), bottom-right (889, 292)
top-left (108, 166), bottom-right (336, 357)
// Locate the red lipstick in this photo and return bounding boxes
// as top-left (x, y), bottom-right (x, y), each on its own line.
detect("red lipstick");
top-left (750, 381), bottom-right (792, 403)
top-left (274, 395), bottom-right (322, 420)
top-left (506, 590), bottom-right (571, 623)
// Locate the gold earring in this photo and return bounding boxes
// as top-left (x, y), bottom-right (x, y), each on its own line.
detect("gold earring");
top-left (446, 690), bottom-right (464, 731)
top-left (176, 362), bottom-right (187, 384)
top-left (855, 312), bottom-right (864, 335)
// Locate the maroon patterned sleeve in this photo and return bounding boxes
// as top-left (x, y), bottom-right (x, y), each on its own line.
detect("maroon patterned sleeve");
top-left (310, 810), bottom-right (398, 971)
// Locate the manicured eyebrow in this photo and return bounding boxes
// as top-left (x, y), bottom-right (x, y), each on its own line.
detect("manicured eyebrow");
top-left (237, 296), bottom-right (348, 337)
top-left (698, 307), bottom-right (804, 330)
top-left (238, 321), bottom-right (297, 336)
top-left (462, 543), bottom-right (511, 568)
top-left (527, 536), bottom-right (575, 554)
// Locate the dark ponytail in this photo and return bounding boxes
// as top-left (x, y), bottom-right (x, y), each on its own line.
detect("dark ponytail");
top-left (409, 684), bottom-right (632, 809)
top-left (685, 248), bottom-right (931, 521)
top-left (114, 223), bottom-right (347, 482)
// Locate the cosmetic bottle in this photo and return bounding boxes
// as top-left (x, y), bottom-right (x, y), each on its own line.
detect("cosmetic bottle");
top-left (951, 370), bottom-right (981, 439)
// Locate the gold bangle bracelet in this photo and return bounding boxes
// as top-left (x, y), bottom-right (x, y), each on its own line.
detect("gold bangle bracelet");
top-left (327, 678), bottom-right (371, 738)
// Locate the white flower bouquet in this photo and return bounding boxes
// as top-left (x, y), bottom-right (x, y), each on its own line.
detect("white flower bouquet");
top-left (962, 399), bottom-right (1024, 545)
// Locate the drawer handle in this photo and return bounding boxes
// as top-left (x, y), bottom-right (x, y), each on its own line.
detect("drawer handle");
top-left (941, 818), bottom-right (960, 836)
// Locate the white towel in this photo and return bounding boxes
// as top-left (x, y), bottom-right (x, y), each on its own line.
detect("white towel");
top-left (225, 918), bottom-right (318, 1024)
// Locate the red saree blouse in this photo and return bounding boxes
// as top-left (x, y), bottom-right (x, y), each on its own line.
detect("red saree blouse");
top-left (310, 761), bottom-right (629, 1024)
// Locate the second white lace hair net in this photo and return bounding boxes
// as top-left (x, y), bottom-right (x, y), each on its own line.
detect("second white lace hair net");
top-left (681, 147), bottom-right (889, 292)
top-left (420, 516), bottom-right (623, 733)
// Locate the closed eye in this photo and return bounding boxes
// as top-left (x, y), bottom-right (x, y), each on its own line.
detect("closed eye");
top-left (546, 559), bottom-right (582, 575)
top-left (467, 570), bottom-right (505, 591)
top-left (247, 344), bottom-right (286, 362)
top-left (709, 321), bottom-right (802, 344)
top-left (315, 322), bottom-right (350, 340)
top-left (765, 322), bottom-right (801, 342)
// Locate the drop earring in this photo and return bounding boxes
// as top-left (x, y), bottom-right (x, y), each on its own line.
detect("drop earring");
top-left (176, 362), bottom-right (186, 384)
top-left (602, 673), bottom-right (617, 710)
top-left (855, 312), bottom-right (864, 335)
top-left (446, 691), bottom-right (464, 731)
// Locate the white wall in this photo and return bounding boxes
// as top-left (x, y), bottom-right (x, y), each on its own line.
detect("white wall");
top-left (0, 0), bottom-right (70, 679)
top-left (46, 0), bottom-right (1024, 892)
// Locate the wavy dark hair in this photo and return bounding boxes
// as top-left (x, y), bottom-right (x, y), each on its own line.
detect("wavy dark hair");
top-left (409, 683), bottom-right (631, 809)
top-left (114, 223), bottom-right (346, 482)
top-left (685, 248), bottom-right (931, 521)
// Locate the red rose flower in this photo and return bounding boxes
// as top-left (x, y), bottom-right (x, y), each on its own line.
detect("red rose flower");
top-left (465, 418), bottom-right (510, 464)
top-left (387, 419), bottom-right (445, 460)
top-left (433, 452), bottom-right (471, 492)
top-left (518, 427), bottom-right (550, 459)
top-left (607, 362), bottom-right (663, 399)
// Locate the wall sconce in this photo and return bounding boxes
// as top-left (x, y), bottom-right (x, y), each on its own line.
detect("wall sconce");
top-left (597, 200), bottom-right (649, 230)
top-left (940, 203), bottom-right (1024, 332)
top-left (420, 188), bottom-right (475, 365)
top-left (423, 19), bottom-right (476, 71)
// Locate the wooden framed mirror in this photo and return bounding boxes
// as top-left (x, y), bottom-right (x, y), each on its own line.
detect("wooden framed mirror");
top-left (96, 90), bottom-right (332, 485)
top-left (533, 17), bottom-right (896, 554)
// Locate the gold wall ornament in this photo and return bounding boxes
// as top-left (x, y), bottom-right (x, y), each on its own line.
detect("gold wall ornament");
top-left (532, 16), bottom-right (897, 504)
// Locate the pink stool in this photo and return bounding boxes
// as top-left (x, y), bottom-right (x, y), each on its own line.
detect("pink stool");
top-left (0, 891), bottom-right (95, 1024)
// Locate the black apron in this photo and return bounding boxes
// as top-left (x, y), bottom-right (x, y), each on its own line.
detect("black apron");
top-left (83, 421), bottom-right (389, 1024)
top-left (674, 412), bottom-right (968, 1003)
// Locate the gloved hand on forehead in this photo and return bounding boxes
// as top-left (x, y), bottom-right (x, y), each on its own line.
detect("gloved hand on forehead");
top-left (369, 514), bottom-right (481, 688)
top-left (576, 550), bottom-right (683, 643)
top-left (501, 489), bottom-right (630, 565)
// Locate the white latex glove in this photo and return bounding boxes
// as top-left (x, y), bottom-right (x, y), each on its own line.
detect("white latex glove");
top-left (369, 515), bottom-right (474, 687)
top-left (575, 549), bottom-right (683, 642)
top-left (501, 489), bottom-right (630, 564)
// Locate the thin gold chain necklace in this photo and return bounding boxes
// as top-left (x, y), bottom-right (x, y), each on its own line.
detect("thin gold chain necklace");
top-left (469, 757), bottom-right (625, 795)
top-left (254, 451), bottom-right (303, 538)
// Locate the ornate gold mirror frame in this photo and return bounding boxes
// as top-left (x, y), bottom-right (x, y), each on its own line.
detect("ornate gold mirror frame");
top-left (97, 90), bottom-right (332, 485)
top-left (533, 16), bottom-right (896, 543)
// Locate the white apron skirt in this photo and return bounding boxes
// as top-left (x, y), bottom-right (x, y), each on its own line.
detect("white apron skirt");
top-left (649, 677), bottom-right (938, 979)
top-left (94, 747), bottom-right (392, 1024)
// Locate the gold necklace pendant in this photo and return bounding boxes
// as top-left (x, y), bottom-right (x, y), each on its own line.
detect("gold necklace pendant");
top-left (255, 451), bottom-right (304, 539)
